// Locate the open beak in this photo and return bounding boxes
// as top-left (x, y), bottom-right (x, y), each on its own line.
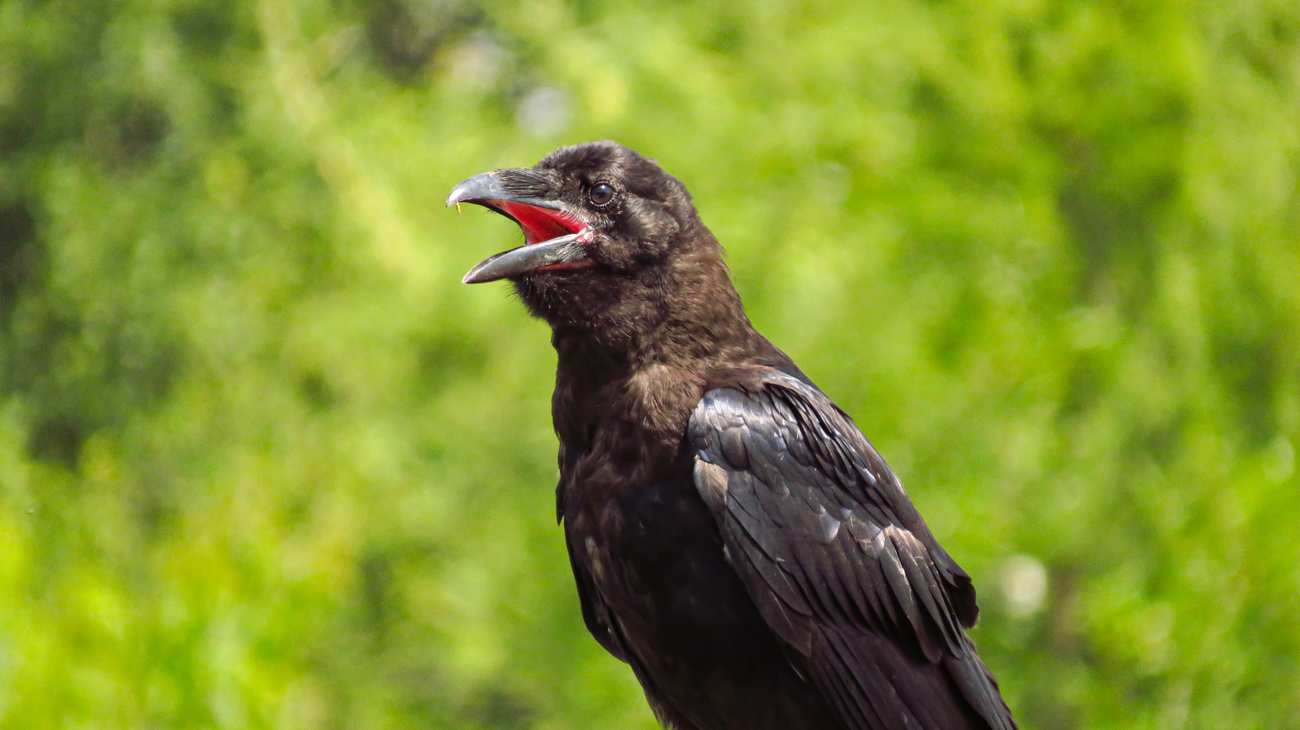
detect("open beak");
top-left (446, 170), bottom-right (594, 284)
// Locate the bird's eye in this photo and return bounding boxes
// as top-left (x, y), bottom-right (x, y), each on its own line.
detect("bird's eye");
top-left (588, 182), bottom-right (615, 207)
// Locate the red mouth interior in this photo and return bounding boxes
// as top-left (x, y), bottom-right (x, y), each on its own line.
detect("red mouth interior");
top-left (495, 201), bottom-right (586, 244)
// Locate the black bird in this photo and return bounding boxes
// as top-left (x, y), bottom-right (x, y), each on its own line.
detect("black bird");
top-left (448, 141), bottom-right (1015, 730)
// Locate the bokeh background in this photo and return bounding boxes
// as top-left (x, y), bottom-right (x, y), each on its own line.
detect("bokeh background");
top-left (2, 1), bottom-right (1298, 728)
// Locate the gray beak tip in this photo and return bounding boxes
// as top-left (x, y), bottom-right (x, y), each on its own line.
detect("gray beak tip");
top-left (446, 171), bottom-right (512, 209)
top-left (445, 185), bottom-right (468, 208)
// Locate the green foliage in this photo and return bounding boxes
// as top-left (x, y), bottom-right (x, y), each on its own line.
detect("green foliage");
top-left (2, 1), bottom-right (1298, 727)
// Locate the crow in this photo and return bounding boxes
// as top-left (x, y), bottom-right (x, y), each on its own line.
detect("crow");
top-left (447, 141), bottom-right (1016, 730)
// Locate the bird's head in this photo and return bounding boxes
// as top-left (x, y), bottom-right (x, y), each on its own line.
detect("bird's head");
top-left (448, 141), bottom-right (721, 337)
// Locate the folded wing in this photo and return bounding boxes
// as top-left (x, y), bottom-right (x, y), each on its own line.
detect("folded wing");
top-left (688, 370), bottom-right (1015, 730)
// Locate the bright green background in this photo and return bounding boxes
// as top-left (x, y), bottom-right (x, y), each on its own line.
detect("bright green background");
top-left (2, 1), bottom-right (1298, 728)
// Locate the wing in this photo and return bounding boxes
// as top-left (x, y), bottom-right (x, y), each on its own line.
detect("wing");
top-left (688, 370), bottom-right (1015, 730)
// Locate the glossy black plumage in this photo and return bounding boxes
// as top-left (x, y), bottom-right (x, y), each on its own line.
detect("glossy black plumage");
top-left (452, 141), bottom-right (1015, 729)
top-left (690, 372), bottom-right (1013, 729)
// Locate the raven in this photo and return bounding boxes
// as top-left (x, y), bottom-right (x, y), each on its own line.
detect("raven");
top-left (448, 141), bottom-right (1016, 730)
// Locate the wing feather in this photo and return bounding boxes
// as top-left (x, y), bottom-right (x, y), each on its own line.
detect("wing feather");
top-left (689, 370), bottom-right (1015, 730)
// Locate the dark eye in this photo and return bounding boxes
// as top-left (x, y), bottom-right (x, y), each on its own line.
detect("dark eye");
top-left (588, 182), bottom-right (615, 206)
